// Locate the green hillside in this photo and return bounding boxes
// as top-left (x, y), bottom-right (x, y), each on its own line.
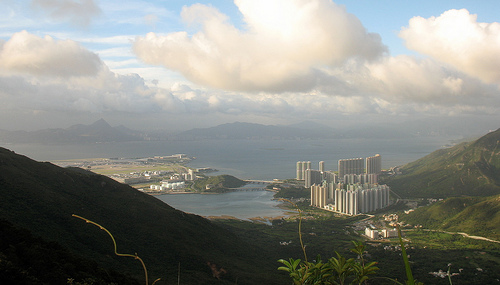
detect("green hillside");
top-left (401, 195), bottom-right (500, 240)
top-left (0, 147), bottom-right (285, 284)
top-left (385, 128), bottom-right (500, 198)
top-left (192, 174), bottom-right (246, 192)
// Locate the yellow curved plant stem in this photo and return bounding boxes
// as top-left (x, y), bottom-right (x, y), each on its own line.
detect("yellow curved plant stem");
top-left (72, 214), bottom-right (152, 285)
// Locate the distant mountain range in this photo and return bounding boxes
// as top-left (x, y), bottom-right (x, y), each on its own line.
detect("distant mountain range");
top-left (385, 128), bottom-right (500, 198)
top-left (173, 121), bottom-right (334, 140)
top-left (0, 118), bottom-right (147, 143)
top-left (0, 147), bottom-right (284, 284)
top-left (0, 119), bottom-right (418, 143)
top-left (174, 121), bottom-right (417, 140)
top-left (2, 115), bottom-right (499, 144)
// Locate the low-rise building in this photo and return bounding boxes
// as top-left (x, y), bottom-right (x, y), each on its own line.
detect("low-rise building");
top-left (365, 227), bottom-right (398, 239)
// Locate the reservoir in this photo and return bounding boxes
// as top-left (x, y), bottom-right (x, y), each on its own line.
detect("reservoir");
top-left (154, 187), bottom-right (289, 220)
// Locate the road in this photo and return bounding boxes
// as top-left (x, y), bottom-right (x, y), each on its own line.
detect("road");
top-left (411, 229), bottom-right (500, 244)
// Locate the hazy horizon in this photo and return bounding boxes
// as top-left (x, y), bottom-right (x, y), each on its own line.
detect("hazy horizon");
top-left (1, 1), bottom-right (500, 134)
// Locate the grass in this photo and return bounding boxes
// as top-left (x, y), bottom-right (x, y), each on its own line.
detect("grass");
top-left (215, 202), bottom-right (500, 284)
top-left (402, 195), bottom-right (500, 241)
top-left (404, 230), bottom-right (500, 251)
top-left (52, 157), bottom-right (189, 176)
top-left (366, 228), bottom-right (500, 284)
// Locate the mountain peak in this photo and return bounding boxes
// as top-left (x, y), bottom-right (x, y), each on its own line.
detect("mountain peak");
top-left (90, 118), bottom-right (111, 129)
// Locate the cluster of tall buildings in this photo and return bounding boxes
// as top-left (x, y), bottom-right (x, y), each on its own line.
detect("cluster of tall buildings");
top-left (311, 183), bottom-right (390, 215)
top-left (296, 161), bottom-right (312, 180)
top-left (338, 154), bottom-right (382, 178)
top-left (297, 154), bottom-right (390, 215)
top-left (297, 154), bottom-right (382, 187)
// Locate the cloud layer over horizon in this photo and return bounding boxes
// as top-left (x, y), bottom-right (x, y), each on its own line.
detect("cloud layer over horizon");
top-left (0, 0), bottom-right (499, 131)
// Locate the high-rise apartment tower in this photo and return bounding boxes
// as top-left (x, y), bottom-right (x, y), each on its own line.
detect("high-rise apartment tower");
top-left (366, 154), bottom-right (382, 175)
top-left (319, 161), bottom-right (325, 172)
top-left (338, 158), bottom-right (364, 178)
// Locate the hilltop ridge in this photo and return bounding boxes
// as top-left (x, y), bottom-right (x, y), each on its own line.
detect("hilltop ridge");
top-left (0, 147), bottom-right (284, 284)
top-left (402, 194), bottom-right (500, 240)
top-left (385, 128), bottom-right (500, 198)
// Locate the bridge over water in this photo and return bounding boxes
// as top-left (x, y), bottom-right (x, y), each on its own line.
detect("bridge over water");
top-left (227, 180), bottom-right (284, 191)
top-left (244, 179), bottom-right (282, 184)
top-left (230, 187), bottom-right (269, 191)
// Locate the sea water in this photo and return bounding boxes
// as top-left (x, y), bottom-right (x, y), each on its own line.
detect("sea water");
top-left (3, 136), bottom-right (456, 180)
top-left (3, 136), bottom-right (457, 218)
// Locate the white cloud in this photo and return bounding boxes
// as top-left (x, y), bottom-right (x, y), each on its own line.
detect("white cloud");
top-left (131, 1), bottom-right (500, 116)
top-left (0, 69), bottom-right (160, 114)
top-left (31, 0), bottom-right (101, 27)
top-left (133, 0), bottom-right (387, 92)
top-left (0, 30), bottom-right (103, 77)
top-left (363, 55), bottom-right (469, 102)
top-left (400, 9), bottom-right (500, 85)
top-left (1, 5), bottom-right (500, 132)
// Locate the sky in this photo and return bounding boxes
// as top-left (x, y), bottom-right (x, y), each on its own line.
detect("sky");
top-left (1, 0), bottom-right (500, 134)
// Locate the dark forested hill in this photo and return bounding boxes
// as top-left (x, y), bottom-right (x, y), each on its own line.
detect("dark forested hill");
top-left (385, 128), bottom-right (500, 198)
top-left (0, 147), bottom-right (285, 284)
top-left (0, 218), bottom-right (139, 284)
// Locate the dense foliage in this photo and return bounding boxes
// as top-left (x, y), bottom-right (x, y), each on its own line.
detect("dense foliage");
top-left (273, 186), bottom-right (310, 199)
top-left (278, 241), bottom-right (379, 285)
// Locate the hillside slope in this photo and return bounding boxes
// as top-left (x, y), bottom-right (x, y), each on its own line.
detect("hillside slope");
top-left (385, 128), bottom-right (500, 198)
top-left (0, 218), bottom-right (138, 284)
top-left (193, 174), bottom-right (247, 192)
top-left (401, 195), bottom-right (500, 240)
top-left (0, 147), bottom-right (283, 284)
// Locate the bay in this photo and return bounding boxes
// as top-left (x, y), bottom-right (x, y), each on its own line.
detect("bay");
top-left (2, 136), bottom-right (457, 219)
top-left (2, 136), bottom-right (456, 181)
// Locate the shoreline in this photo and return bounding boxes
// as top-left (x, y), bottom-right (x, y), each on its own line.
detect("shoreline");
top-left (141, 187), bottom-right (275, 196)
top-left (205, 213), bottom-right (297, 223)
